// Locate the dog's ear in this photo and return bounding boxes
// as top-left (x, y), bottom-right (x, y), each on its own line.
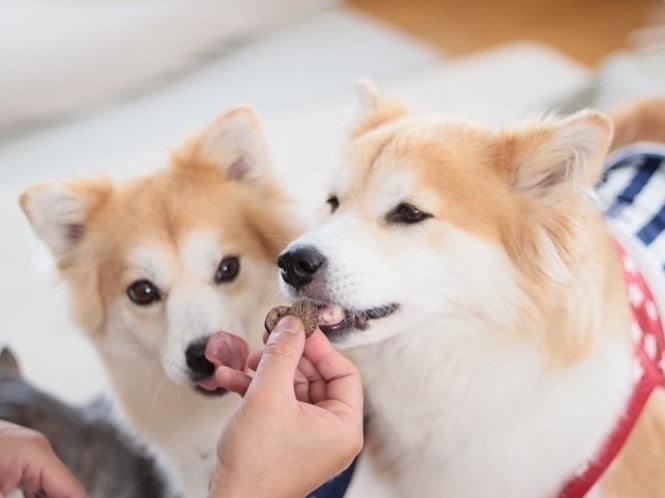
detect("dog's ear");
top-left (356, 79), bottom-right (384, 113)
top-left (352, 79), bottom-right (407, 138)
top-left (190, 106), bottom-right (270, 182)
top-left (0, 347), bottom-right (21, 378)
top-left (506, 110), bottom-right (613, 196)
top-left (19, 179), bottom-right (113, 258)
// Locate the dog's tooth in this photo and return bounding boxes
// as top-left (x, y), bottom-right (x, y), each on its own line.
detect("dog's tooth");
top-left (331, 305), bottom-right (346, 322)
top-left (319, 304), bottom-right (346, 324)
top-left (320, 307), bottom-right (335, 323)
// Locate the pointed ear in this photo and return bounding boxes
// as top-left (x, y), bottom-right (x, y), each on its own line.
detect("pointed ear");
top-left (508, 110), bottom-right (613, 195)
top-left (192, 106), bottom-right (270, 182)
top-left (352, 79), bottom-right (407, 137)
top-left (0, 347), bottom-right (20, 378)
top-left (19, 179), bottom-right (112, 258)
top-left (356, 79), bottom-right (384, 113)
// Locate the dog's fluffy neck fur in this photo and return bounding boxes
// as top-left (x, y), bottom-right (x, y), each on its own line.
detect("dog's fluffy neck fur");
top-left (101, 347), bottom-right (235, 496)
top-left (348, 231), bottom-right (634, 498)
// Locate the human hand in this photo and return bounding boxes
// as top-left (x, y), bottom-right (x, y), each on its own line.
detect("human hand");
top-left (208, 316), bottom-right (364, 498)
top-left (0, 420), bottom-right (86, 498)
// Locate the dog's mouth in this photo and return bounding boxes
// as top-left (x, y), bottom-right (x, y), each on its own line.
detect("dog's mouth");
top-left (195, 384), bottom-right (228, 397)
top-left (194, 331), bottom-right (249, 396)
top-left (316, 302), bottom-right (399, 338)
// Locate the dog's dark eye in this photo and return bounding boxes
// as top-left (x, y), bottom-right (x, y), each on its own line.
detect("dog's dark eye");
top-left (326, 195), bottom-right (339, 213)
top-left (127, 280), bottom-right (161, 306)
top-left (386, 203), bottom-right (432, 225)
top-left (215, 256), bottom-right (240, 284)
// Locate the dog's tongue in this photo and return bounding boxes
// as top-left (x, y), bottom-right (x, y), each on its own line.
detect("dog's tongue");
top-left (204, 331), bottom-right (249, 372)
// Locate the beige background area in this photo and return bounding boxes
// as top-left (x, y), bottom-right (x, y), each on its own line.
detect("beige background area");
top-left (348, 0), bottom-right (665, 66)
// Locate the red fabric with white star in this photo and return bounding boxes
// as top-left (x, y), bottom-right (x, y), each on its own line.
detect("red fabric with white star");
top-left (557, 239), bottom-right (665, 498)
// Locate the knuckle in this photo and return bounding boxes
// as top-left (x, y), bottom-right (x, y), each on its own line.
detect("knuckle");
top-left (350, 433), bottom-right (364, 455)
top-left (28, 430), bottom-right (51, 449)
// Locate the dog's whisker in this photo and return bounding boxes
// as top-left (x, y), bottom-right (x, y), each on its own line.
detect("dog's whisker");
top-left (259, 285), bottom-right (285, 309)
top-left (148, 375), bottom-right (171, 410)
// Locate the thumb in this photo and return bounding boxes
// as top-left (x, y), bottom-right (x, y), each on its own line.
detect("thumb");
top-left (250, 315), bottom-right (306, 394)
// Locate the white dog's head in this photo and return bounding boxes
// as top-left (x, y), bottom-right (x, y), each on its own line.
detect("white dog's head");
top-left (21, 107), bottom-right (299, 396)
top-left (279, 82), bottom-right (613, 359)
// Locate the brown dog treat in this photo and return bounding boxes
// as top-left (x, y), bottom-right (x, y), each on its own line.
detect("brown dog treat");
top-left (264, 306), bottom-right (291, 333)
top-left (289, 302), bottom-right (319, 336)
top-left (264, 302), bottom-right (319, 337)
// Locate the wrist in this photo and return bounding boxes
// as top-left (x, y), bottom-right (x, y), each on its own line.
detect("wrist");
top-left (209, 470), bottom-right (309, 498)
top-left (210, 482), bottom-right (290, 498)
top-left (208, 466), bottom-right (266, 498)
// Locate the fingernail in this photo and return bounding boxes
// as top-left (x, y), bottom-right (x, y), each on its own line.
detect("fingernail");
top-left (274, 315), bottom-right (302, 334)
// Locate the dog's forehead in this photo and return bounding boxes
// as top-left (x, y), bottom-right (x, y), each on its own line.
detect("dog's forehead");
top-left (330, 115), bottom-right (512, 243)
top-left (339, 116), bottom-right (498, 200)
top-left (111, 168), bottom-right (247, 244)
top-left (126, 229), bottom-right (225, 285)
top-left (90, 167), bottom-right (272, 289)
top-left (127, 243), bottom-right (176, 287)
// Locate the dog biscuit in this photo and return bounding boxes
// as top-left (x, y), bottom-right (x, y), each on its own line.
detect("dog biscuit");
top-left (264, 302), bottom-right (319, 337)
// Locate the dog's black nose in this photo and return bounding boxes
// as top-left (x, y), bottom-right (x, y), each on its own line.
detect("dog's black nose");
top-left (185, 338), bottom-right (214, 378)
top-left (278, 245), bottom-right (326, 288)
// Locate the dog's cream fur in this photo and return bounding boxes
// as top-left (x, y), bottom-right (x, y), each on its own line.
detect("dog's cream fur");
top-left (282, 85), bottom-right (665, 497)
top-left (20, 107), bottom-right (300, 497)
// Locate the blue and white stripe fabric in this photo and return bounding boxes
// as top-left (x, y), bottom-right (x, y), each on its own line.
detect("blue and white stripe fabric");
top-left (596, 142), bottom-right (665, 316)
top-left (306, 456), bottom-right (358, 498)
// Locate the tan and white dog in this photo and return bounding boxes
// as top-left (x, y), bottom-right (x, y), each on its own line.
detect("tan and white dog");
top-left (20, 107), bottom-right (300, 497)
top-left (279, 84), bottom-right (665, 498)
